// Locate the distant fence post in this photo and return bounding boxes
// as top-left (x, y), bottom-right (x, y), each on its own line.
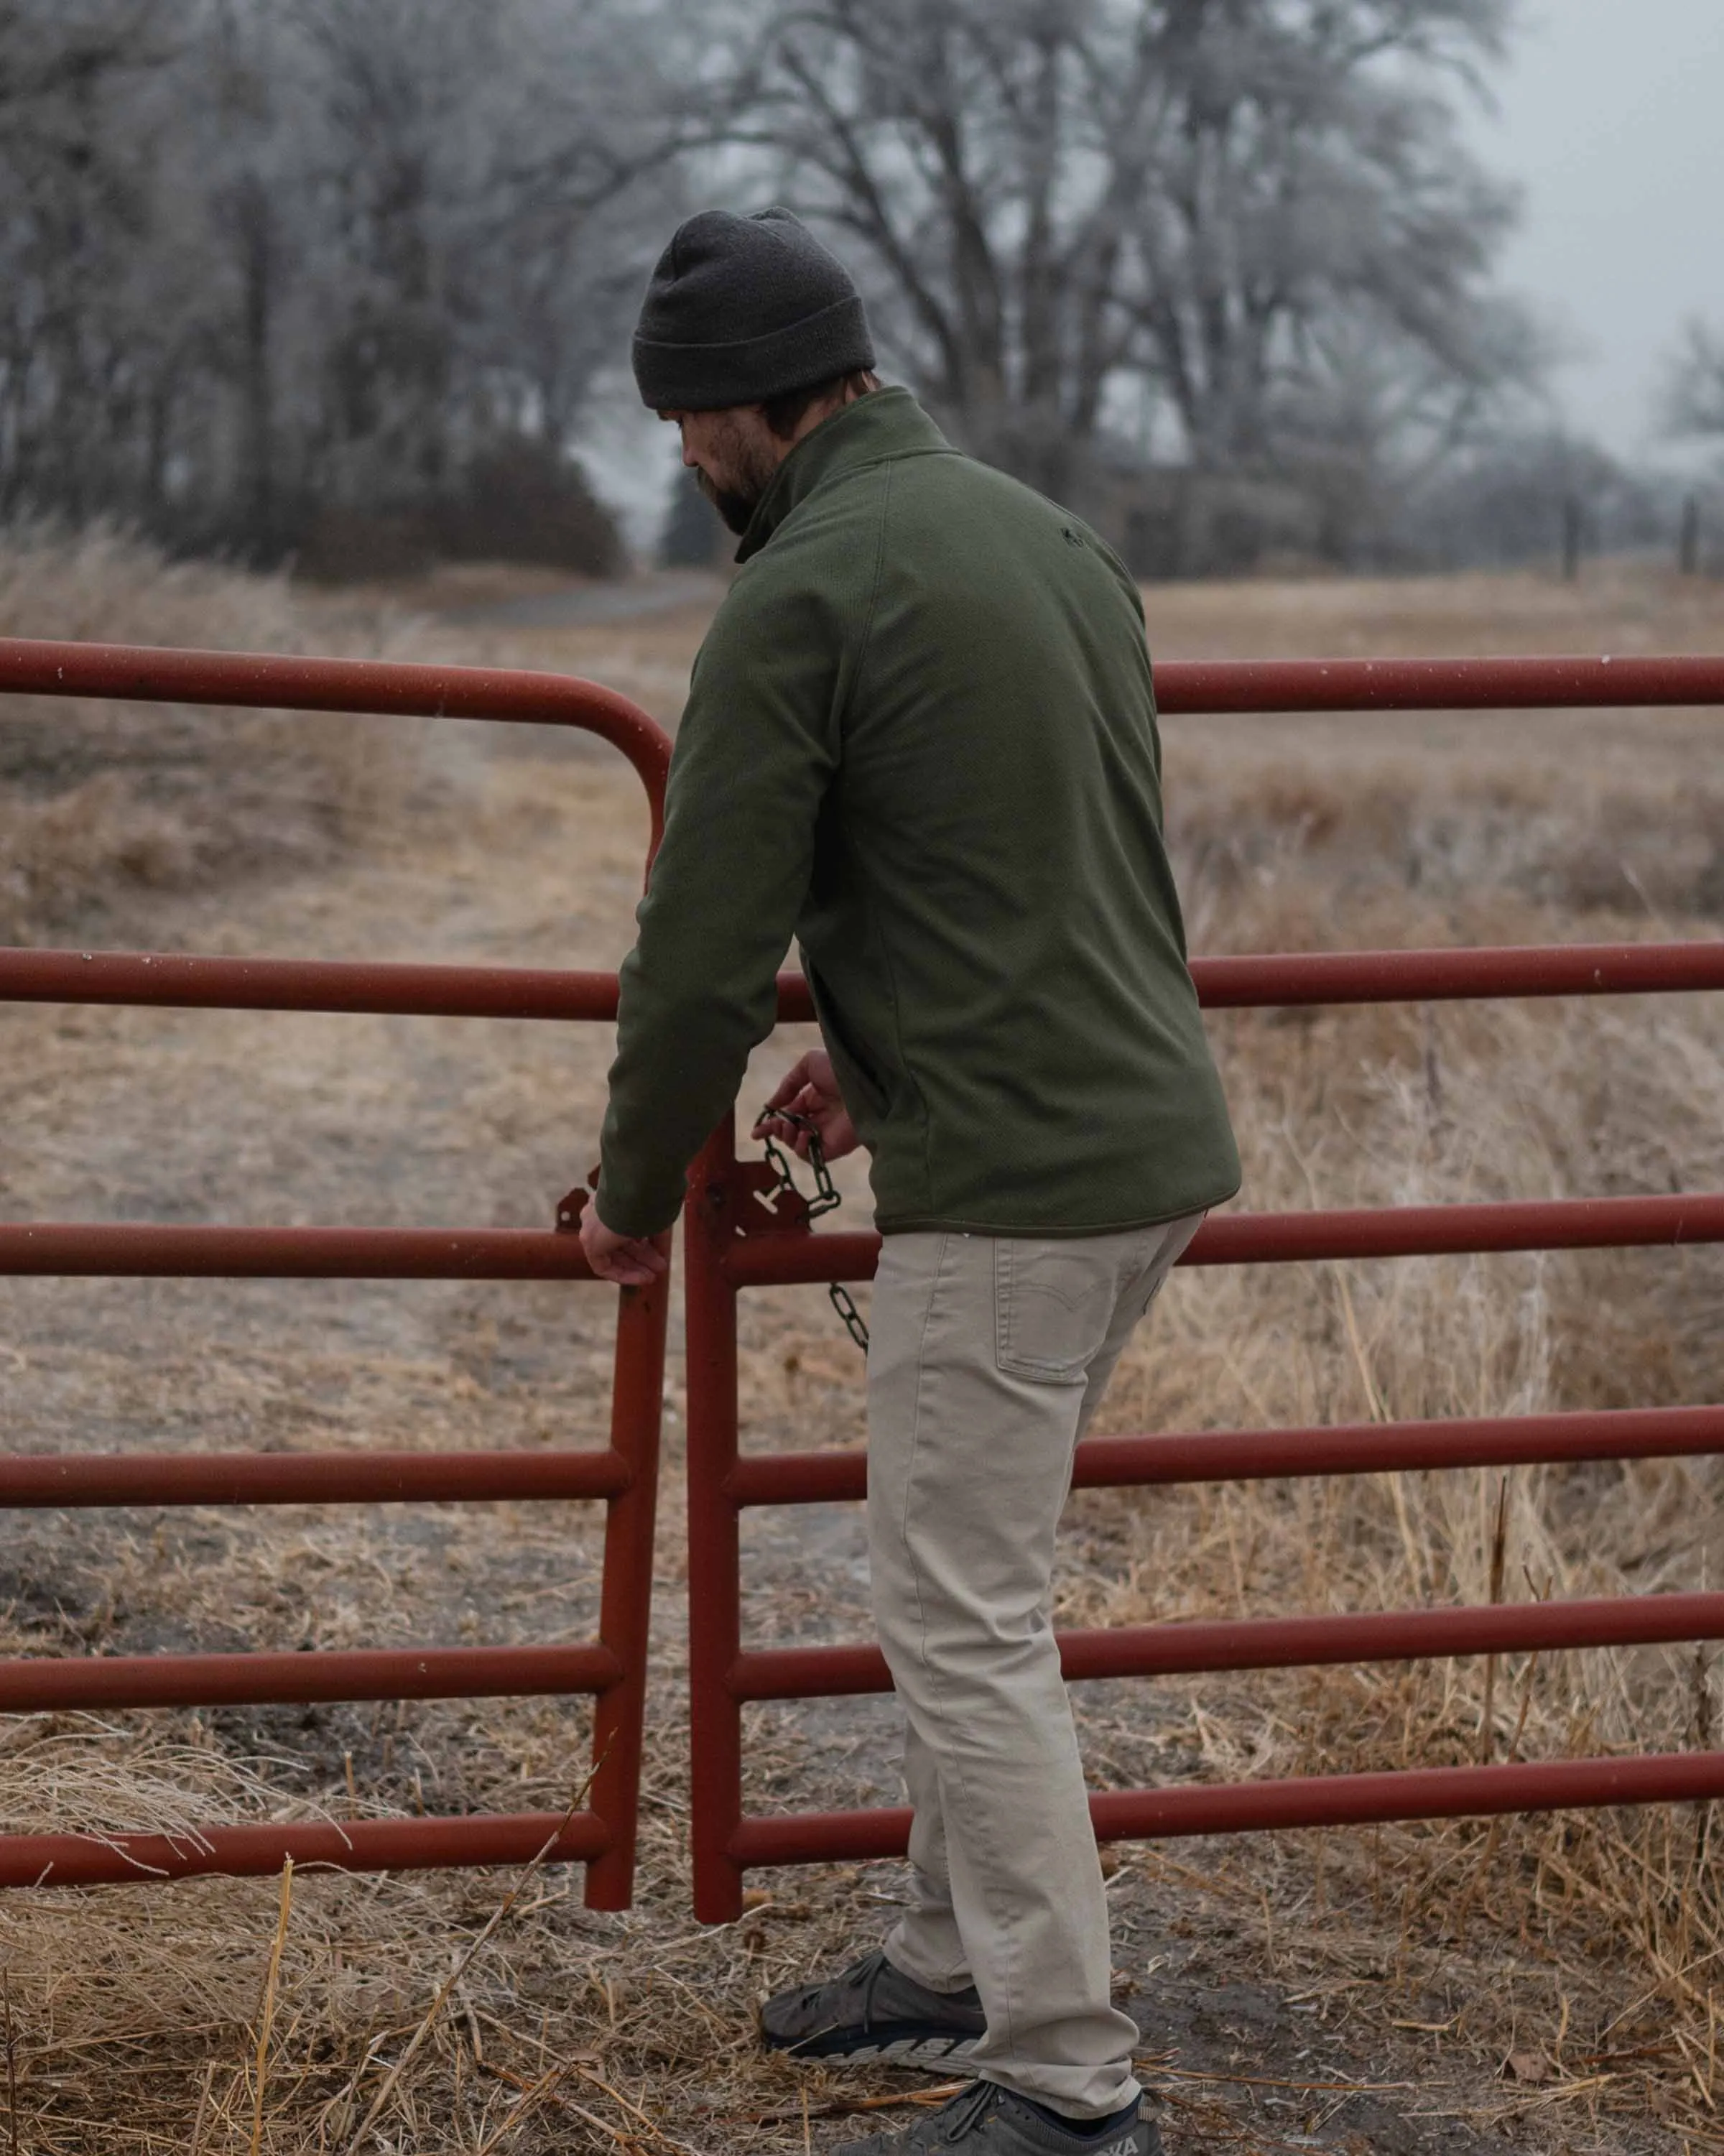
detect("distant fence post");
top-left (1681, 494), bottom-right (1702, 577)
top-left (1561, 496), bottom-right (1583, 582)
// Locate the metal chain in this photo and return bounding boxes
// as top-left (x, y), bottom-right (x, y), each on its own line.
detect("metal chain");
top-left (759, 1110), bottom-right (843, 1221)
top-left (828, 1282), bottom-right (871, 1354)
top-left (759, 1108), bottom-right (870, 1354)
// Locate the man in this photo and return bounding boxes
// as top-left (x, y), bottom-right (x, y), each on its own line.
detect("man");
top-left (581, 206), bottom-right (1240, 2156)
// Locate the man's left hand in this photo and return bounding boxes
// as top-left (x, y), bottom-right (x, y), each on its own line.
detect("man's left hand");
top-left (578, 1200), bottom-right (669, 1287)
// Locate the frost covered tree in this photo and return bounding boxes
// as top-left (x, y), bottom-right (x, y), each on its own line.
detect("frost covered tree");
top-left (698, 0), bottom-right (1539, 556)
top-left (1, 0), bottom-right (1549, 573)
top-left (0, 0), bottom-right (183, 521)
top-left (0, 0), bottom-right (687, 565)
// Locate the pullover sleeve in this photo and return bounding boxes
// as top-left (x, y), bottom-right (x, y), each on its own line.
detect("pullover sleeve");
top-left (595, 577), bottom-right (844, 1236)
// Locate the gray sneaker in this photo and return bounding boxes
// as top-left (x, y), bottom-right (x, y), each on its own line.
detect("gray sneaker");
top-left (761, 1948), bottom-right (987, 2068)
top-left (832, 2079), bottom-right (1158, 2156)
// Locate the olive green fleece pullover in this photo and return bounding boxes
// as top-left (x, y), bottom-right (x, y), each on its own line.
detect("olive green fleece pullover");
top-left (595, 388), bottom-right (1239, 1240)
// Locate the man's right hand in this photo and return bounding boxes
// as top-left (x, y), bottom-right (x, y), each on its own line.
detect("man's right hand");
top-left (753, 1049), bottom-right (861, 1162)
top-left (578, 1195), bottom-right (670, 1287)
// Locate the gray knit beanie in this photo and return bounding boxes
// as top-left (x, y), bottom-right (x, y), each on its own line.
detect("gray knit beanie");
top-left (631, 206), bottom-right (875, 412)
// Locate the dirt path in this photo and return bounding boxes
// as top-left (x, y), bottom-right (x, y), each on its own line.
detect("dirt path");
top-left (6, 568), bottom-right (1719, 2150)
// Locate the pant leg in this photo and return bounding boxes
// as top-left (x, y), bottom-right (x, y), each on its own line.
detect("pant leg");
top-left (866, 1220), bottom-right (1199, 2118)
top-left (886, 1708), bottom-right (970, 1992)
top-left (881, 1213), bottom-right (1203, 2008)
top-left (871, 1234), bottom-right (970, 1996)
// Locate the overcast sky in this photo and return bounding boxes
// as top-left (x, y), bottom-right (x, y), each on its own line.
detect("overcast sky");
top-left (1473, 0), bottom-right (1724, 459)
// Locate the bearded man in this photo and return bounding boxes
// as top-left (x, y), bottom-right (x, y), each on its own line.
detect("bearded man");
top-left (580, 206), bottom-right (1239, 2156)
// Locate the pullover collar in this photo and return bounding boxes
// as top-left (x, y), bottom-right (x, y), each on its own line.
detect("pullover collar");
top-left (735, 387), bottom-right (955, 562)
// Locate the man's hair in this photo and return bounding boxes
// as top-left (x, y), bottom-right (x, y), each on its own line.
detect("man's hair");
top-left (760, 369), bottom-right (880, 441)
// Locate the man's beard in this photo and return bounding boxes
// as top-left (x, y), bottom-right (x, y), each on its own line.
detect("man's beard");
top-left (695, 415), bottom-right (781, 537)
top-left (697, 465), bottom-right (761, 537)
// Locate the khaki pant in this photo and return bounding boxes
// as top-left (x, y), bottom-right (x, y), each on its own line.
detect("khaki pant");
top-left (866, 1216), bottom-right (1203, 2119)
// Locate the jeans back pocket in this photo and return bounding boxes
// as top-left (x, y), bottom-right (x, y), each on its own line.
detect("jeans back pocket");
top-left (993, 1240), bottom-right (1112, 1384)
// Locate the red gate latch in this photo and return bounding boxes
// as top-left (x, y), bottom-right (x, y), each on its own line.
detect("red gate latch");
top-left (733, 1111), bottom-right (843, 1239)
top-left (728, 1157), bottom-right (816, 1238)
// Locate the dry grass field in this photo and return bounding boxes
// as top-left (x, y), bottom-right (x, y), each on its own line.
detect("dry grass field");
top-left (2, 527), bottom-right (1724, 2153)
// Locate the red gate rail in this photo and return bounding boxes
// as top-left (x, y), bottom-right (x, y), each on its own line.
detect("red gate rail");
top-left (0, 948), bottom-right (624, 1020)
top-left (1151, 652), bottom-right (1724, 713)
top-left (0, 635), bottom-right (673, 1907)
top-left (0, 636), bottom-right (669, 841)
top-left (775, 939), bottom-right (1724, 1024)
top-left (0, 1812), bottom-right (608, 1892)
top-left (719, 1191), bottom-right (1724, 1289)
top-left (731, 1752), bottom-right (1724, 1869)
top-left (733, 1591), bottom-right (1724, 1699)
top-left (0, 1644), bottom-right (621, 1714)
top-left (0, 1447), bottom-right (629, 1508)
top-left (0, 1223), bottom-right (599, 1277)
top-left (684, 649), bottom-right (1724, 1922)
top-left (9, 934), bottom-right (1724, 1029)
top-left (733, 1402), bottom-right (1724, 1505)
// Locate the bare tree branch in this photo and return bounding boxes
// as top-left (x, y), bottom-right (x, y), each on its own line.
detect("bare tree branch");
top-left (698, 0), bottom-right (1528, 506)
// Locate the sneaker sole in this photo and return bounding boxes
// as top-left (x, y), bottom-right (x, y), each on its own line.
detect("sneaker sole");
top-left (771, 2032), bottom-right (983, 2071)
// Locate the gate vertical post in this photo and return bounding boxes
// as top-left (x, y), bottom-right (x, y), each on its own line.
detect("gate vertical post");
top-left (584, 1247), bottom-right (671, 1911)
top-left (685, 1116), bottom-right (746, 1922)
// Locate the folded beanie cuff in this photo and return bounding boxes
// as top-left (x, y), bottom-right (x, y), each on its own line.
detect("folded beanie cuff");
top-left (633, 292), bottom-right (875, 411)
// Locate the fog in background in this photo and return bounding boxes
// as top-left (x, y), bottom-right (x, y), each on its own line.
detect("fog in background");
top-left (2, 0), bottom-right (1721, 581)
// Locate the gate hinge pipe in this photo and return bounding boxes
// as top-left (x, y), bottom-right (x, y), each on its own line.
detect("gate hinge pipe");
top-left (584, 1253), bottom-right (672, 1912)
top-left (684, 1119), bottom-right (749, 1923)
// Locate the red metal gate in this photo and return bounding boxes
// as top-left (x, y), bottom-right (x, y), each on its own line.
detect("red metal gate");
top-left (0, 638), bottom-right (672, 1906)
top-left (682, 652), bottom-right (1724, 1923)
top-left (9, 641), bottom-right (1724, 1918)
